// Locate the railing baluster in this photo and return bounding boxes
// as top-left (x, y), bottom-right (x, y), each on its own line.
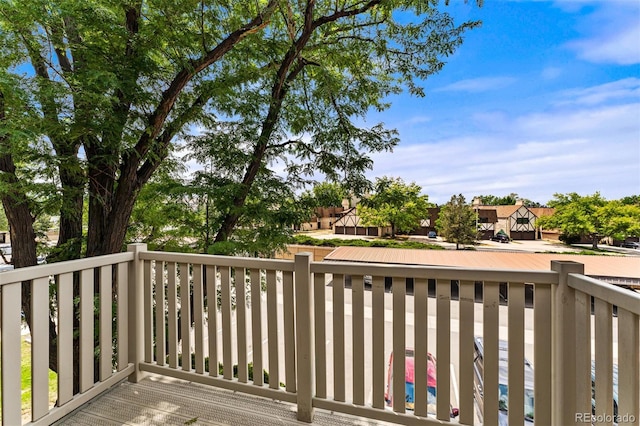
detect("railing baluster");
top-left (31, 277), bottom-right (50, 420)
top-left (129, 243), bottom-right (147, 383)
top-left (294, 253), bottom-right (314, 422)
top-left (352, 274), bottom-right (365, 406)
top-left (483, 281), bottom-right (500, 426)
top-left (333, 273), bottom-right (345, 401)
top-left (266, 269), bottom-right (279, 388)
top-left (117, 263), bottom-right (129, 372)
top-left (458, 279), bottom-right (475, 425)
top-left (575, 289), bottom-right (592, 417)
top-left (534, 283), bottom-right (552, 426)
top-left (155, 261), bottom-right (165, 366)
top-left (207, 265), bottom-right (218, 377)
top-left (594, 298), bottom-right (613, 424)
top-left (1, 282), bottom-right (22, 425)
top-left (414, 277), bottom-right (428, 417)
top-left (508, 282), bottom-right (525, 425)
top-left (237, 268), bottom-right (248, 383)
top-left (283, 270), bottom-right (296, 392)
top-left (80, 268), bottom-right (94, 392)
top-left (552, 261), bottom-right (581, 425)
top-left (314, 272), bottom-right (327, 398)
top-left (618, 308), bottom-right (639, 426)
top-left (180, 262), bottom-right (191, 371)
top-left (392, 277), bottom-right (406, 414)
top-left (193, 264), bottom-right (205, 374)
top-left (436, 278), bottom-right (451, 420)
top-left (221, 266), bottom-right (233, 380)
top-left (167, 262), bottom-right (178, 369)
top-left (58, 273), bottom-right (74, 405)
top-left (144, 260), bottom-right (153, 363)
top-left (371, 275), bottom-right (385, 409)
top-left (100, 266), bottom-right (113, 380)
top-left (249, 268), bottom-right (261, 384)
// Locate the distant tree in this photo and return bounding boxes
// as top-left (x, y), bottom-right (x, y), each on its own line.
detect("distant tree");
top-left (127, 160), bottom-right (201, 252)
top-left (436, 194), bottom-right (478, 249)
top-left (537, 192), bottom-right (640, 249)
top-left (358, 177), bottom-right (431, 237)
top-left (309, 182), bottom-right (347, 208)
top-left (597, 201), bottom-right (640, 242)
top-left (619, 195), bottom-right (640, 206)
top-left (475, 193), bottom-right (542, 207)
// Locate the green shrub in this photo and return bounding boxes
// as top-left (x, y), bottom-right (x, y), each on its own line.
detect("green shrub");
top-left (292, 235), bottom-right (443, 250)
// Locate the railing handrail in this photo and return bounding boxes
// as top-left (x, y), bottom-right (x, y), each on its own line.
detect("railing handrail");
top-left (568, 272), bottom-right (640, 315)
top-left (0, 251), bottom-right (134, 286)
top-left (140, 250), bottom-right (295, 271)
top-left (315, 260), bottom-right (559, 284)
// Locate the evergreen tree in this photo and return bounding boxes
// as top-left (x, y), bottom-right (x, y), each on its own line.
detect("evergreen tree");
top-left (436, 194), bottom-right (478, 249)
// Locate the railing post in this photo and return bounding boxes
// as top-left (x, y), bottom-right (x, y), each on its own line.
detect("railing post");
top-left (551, 260), bottom-right (584, 425)
top-left (294, 253), bottom-right (315, 422)
top-left (128, 243), bottom-right (148, 383)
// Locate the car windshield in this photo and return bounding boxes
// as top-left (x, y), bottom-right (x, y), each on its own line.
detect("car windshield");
top-left (498, 384), bottom-right (535, 420)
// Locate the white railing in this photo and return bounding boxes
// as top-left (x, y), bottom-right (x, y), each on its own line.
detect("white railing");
top-left (0, 250), bottom-right (136, 425)
top-left (568, 272), bottom-right (640, 426)
top-left (1, 243), bottom-right (639, 426)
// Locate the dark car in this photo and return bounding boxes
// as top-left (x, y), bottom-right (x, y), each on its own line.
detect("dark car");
top-left (427, 231), bottom-right (437, 239)
top-left (620, 241), bottom-right (639, 249)
top-left (473, 337), bottom-right (534, 425)
top-left (490, 234), bottom-right (510, 243)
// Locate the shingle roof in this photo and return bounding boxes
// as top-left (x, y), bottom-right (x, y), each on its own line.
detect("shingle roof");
top-left (529, 207), bottom-right (556, 218)
top-left (476, 205), bottom-right (521, 218)
top-left (324, 246), bottom-right (640, 280)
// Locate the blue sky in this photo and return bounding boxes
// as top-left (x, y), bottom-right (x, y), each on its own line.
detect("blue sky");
top-left (364, 0), bottom-right (640, 205)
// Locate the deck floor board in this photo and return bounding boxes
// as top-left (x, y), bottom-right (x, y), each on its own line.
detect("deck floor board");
top-left (56, 375), bottom-right (393, 425)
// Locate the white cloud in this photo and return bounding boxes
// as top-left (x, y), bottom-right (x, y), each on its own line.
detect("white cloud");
top-left (435, 77), bottom-right (517, 93)
top-left (369, 98), bottom-right (640, 205)
top-left (564, 1), bottom-right (640, 65)
top-left (554, 78), bottom-right (640, 106)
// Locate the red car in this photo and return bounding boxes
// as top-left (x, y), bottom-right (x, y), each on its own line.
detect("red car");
top-left (384, 349), bottom-right (459, 418)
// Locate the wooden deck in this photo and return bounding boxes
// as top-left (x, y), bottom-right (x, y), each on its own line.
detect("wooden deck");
top-left (56, 375), bottom-right (393, 425)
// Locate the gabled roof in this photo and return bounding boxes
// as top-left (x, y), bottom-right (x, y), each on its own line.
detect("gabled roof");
top-left (529, 207), bottom-right (555, 218)
top-left (333, 207), bottom-right (357, 226)
top-left (476, 205), bottom-right (529, 219)
top-left (477, 209), bottom-right (498, 222)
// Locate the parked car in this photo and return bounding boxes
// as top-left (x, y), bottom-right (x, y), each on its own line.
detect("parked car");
top-left (427, 231), bottom-right (437, 239)
top-left (620, 241), bottom-right (640, 249)
top-left (384, 348), bottom-right (459, 418)
top-left (473, 337), bottom-right (534, 425)
top-left (490, 234), bottom-right (510, 243)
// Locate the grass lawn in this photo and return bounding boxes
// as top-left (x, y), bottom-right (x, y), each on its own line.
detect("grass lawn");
top-left (0, 335), bottom-right (58, 422)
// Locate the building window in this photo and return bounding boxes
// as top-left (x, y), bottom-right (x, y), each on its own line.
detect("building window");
top-left (516, 217), bottom-right (529, 225)
top-left (479, 217), bottom-right (489, 223)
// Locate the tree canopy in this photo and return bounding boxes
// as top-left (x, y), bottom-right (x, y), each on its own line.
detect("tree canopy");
top-left (306, 182), bottom-right (347, 209)
top-left (473, 193), bottom-right (542, 207)
top-left (1, 0), bottom-right (481, 266)
top-left (358, 176), bottom-right (431, 237)
top-left (1, 1), bottom-right (480, 383)
top-left (537, 192), bottom-right (640, 249)
top-left (436, 194), bottom-right (477, 249)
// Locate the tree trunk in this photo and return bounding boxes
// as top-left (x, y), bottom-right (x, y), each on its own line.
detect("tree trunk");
top-left (0, 131), bottom-right (59, 372)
